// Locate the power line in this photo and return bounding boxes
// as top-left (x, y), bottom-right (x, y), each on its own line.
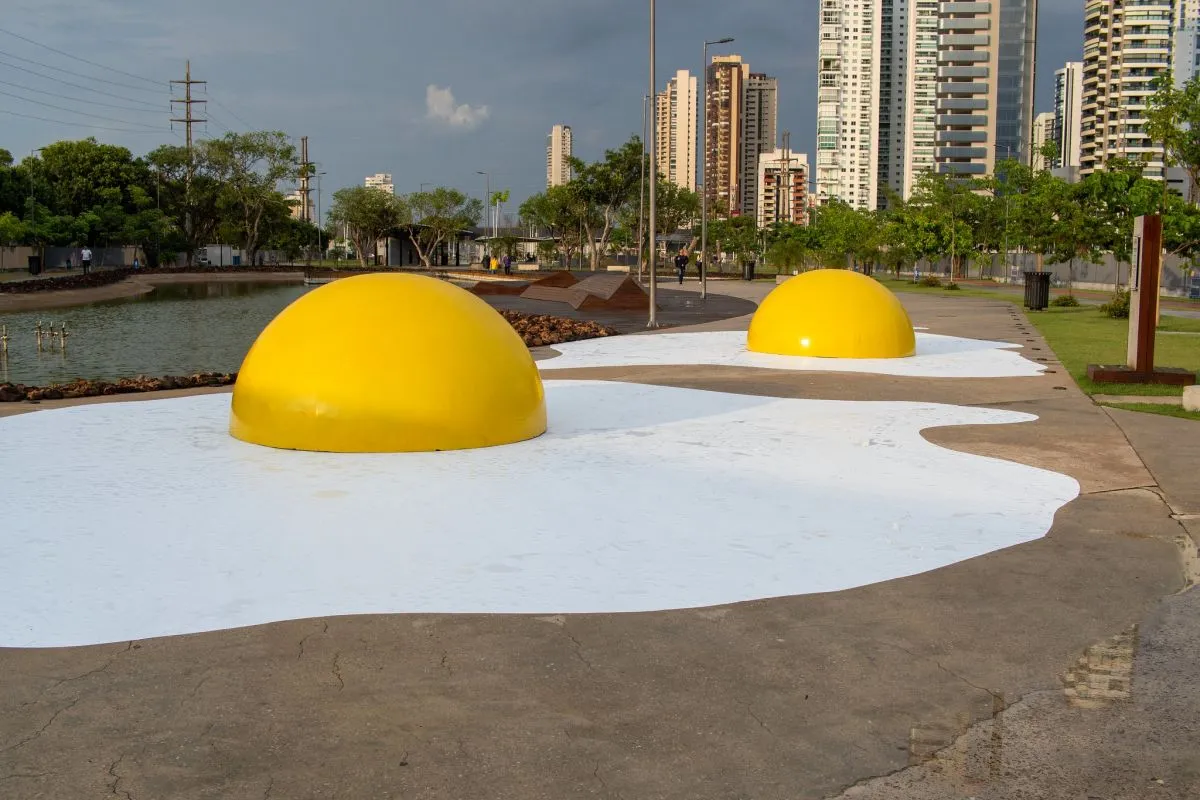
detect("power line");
top-left (0, 107), bottom-right (172, 134)
top-left (0, 26), bottom-right (162, 88)
top-left (0, 87), bottom-right (167, 130)
top-left (0, 77), bottom-right (165, 114)
top-left (208, 96), bottom-right (254, 130)
top-left (0, 55), bottom-right (166, 106)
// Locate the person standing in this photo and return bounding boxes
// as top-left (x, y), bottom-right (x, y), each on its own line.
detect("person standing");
top-left (674, 249), bottom-right (689, 285)
top-left (502, 253), bottom-right (512, 275)
top-left (80, 246), bottom-right (93, 275)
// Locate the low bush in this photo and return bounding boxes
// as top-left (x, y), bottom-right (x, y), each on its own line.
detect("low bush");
top-left (944, 282), bottom-right (961, 291)
top-left (1050, 294), bottom-right (1081, 308)
top-left (1100, 289), bottom-right (1131, 318)
top-left (918, 275), bottom-right (942, 287)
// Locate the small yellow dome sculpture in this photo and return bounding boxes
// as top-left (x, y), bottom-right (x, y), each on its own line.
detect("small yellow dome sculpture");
top-left (230, 274), bottom-right (547, 453)
top-left (747, 269), bottom-right (916, 359)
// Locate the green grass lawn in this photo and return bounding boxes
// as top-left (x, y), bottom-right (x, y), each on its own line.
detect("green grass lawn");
top-left (1100, 403), bottom-right (1200, 421)
top-left (876, 276), bottom-right (1022, 303)
top-left (1023, 307), bottom-right (1200, 398)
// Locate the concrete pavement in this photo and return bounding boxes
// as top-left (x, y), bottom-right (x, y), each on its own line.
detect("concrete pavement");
top-left (1, 279), bottom-right (1197, 799)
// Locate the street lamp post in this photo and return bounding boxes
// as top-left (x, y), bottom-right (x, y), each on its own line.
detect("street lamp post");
top-left (28, 148), bottom-right (44, 274)
top-left (648, 0), bottom-right (658, 327)
top-left (316, 171), bottom-right (326, 262)
top-left (638, 93), bottom-right (649, 280)
top-left (700, 36), bottom-right (735, 301)
top-left (476, 170), bottom-right (490, 263)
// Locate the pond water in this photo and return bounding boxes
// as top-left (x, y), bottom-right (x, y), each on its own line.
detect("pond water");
top-left (0, 282), bottom-right (313, 385)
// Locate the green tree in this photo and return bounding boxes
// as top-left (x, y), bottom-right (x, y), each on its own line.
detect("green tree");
top-left (202, 131), bottom-right (300, 265)
top-left (0, 210), bottom-right (26, 270)
top-left (653, 179), bottom-right (700, 240)
top-left (520, 185), bottom-right (585, 268)
top-left (569, 136), bottom-right (643, 269)
top-left (1146, 72), bottom-right (1200, 204)
top-left (328, 185), bottom-right (410, 269)
top-left (146, 144), bottom-right (223, 267)
top-left (407, 187), bottom-right (481, 268)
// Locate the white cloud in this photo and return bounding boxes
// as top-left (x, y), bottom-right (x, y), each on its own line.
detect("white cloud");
top-left (424, 85), bottom-right (489, 130)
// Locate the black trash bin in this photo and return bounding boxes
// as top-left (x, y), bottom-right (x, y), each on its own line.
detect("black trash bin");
top-left (743, 260), bottom-right (756, 281)
top-left (1024, 271), bottom-right (1051, 310)
top-left (27, 254), bottom-right (42, 275)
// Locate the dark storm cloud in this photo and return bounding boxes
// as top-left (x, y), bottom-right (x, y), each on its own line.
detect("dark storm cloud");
top-left (2, 0), bottom-right (1084, 208)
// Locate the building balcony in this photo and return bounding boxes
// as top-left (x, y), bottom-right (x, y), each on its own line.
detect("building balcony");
top-left (937, 146), bottom-right (989, 158)
top-left (936, 129), bottom-right (988, 142)
top-left (937, 82), bottom-right (989, 94)
top-left (937, 97), bottom-right (989, 110)
top-left (936, 162), bottom-right (988, 174)
top-left (938, 50), bottom-right (991, 63)
top-left (939, 34), bottom-right (990, 46)
top-left (939, 18), bottom-right (991, 31)
top-left (936, 113), bottom-right (988, 126)
top-left (941, 2), bottom-right (991, 11)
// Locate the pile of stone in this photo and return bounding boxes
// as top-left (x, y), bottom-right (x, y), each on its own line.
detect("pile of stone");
top-left (500, 311), bottom-right (619, 348)
top-left (0, 270), bottom-right (133, 294)
top-left (0, 372), bottom-right (235, 402)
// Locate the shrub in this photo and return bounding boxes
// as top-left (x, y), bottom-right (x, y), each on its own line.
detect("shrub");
top-left (1050, 294), bottom-right (1081, 308)
top-left (1100, 289), bottom-right (1130, 318)
top-left (944, 282), bottom-right (961, 291)
top-left (918, 275), bottom-right (942, 287)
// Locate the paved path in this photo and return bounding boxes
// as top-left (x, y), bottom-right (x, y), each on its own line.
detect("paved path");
top-left (1, 280), bottom-right (1197, 799)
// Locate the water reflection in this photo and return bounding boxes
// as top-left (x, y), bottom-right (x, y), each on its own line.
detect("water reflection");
top-left (0, 281), bottom-right (312, 385)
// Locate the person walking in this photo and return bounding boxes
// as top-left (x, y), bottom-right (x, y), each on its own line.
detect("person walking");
top-left (80, 246), bottom-right (93, 275)
top-left (502, 253), bottom-right (512, 275)
top-left (674, 249), bottom-right (689, 285)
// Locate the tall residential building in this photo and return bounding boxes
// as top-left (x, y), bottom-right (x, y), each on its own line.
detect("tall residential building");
top-left (1053, 62), bottom-right (1084, 176)
top-left (936, 0), bottom-right (1038, 176)
top-left (757, 146), bottom-right (810, 227)
top-left (547, 124), bottom-right (573, 188)
top-left (704, 55), bottom-right (779, 218)
top-left (1031, 112), bottom-right (1055, 169)
top-left (740, 72), bottom-right (779, 219)
top-left (655, 70), bottom-right (698, 192)
top-left (1080, 0), bottom-right (1173, 179)
top-left (818, 0), bottom-right (1034, 207)
top-left (365, 173), bottom-right (394, 195)
top-left (816, 0), bottom-right (882, 209)
top-left (705, 55), bottom-right (748, 216)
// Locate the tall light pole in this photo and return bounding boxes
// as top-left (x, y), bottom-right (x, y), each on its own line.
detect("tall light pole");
top-left (316, 171), bottom-right (326, 262)
top-left (28, 147), bottom-right (44, 272)
top-left (476, 170), bottom-right (490, 260)
top-left (647, 0), bottom-right (659, 327)
top-left (700, 36), bottom-right (735, 301)
top-left (638, 93), bottom-right (649, 280)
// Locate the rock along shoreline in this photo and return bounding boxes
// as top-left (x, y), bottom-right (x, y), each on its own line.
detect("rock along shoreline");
top-left (0, 311), bottom-right (618, 402)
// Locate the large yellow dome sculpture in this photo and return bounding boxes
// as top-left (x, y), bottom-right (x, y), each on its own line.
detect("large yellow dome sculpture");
top-left (747, 270), bottom-right (916, 359)
top-left (230, 274), bottom-right (547, 453)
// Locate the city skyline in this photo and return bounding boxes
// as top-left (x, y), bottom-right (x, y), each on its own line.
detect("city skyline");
top-left (0, 0), bottom-right (1085, 214)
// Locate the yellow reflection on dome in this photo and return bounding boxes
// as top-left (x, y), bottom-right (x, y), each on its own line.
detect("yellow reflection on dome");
top-left (230, 274), bottom-right (546, 453)
top-left (747, 270), bottom-right (916, 359)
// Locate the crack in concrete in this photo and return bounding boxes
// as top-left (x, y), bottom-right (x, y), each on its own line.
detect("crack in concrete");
top-left (0, 698), bottom-right (78, 754)
top-left (262, 775), bottom-right (274, 799)
top-left (296, 620), bottom-right (329, 661)
top-left (739, 700), bottom-right (777, 737)
top-left (21, 641), bottom-right (133, 708)
top-left (564, 628), bottom-right (594, 670)
top-left (934, 661), bottom-right (1007, 709)
top-left (331, 652), bottom-right (345, 691)
top-left (106, 753), bottom-right (133, 800)
top-left (439, 652), bottom-right (454, 678)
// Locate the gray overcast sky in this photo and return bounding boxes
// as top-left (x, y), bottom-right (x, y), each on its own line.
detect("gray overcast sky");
top-left (2, 0), bottom-right (1080, 212)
